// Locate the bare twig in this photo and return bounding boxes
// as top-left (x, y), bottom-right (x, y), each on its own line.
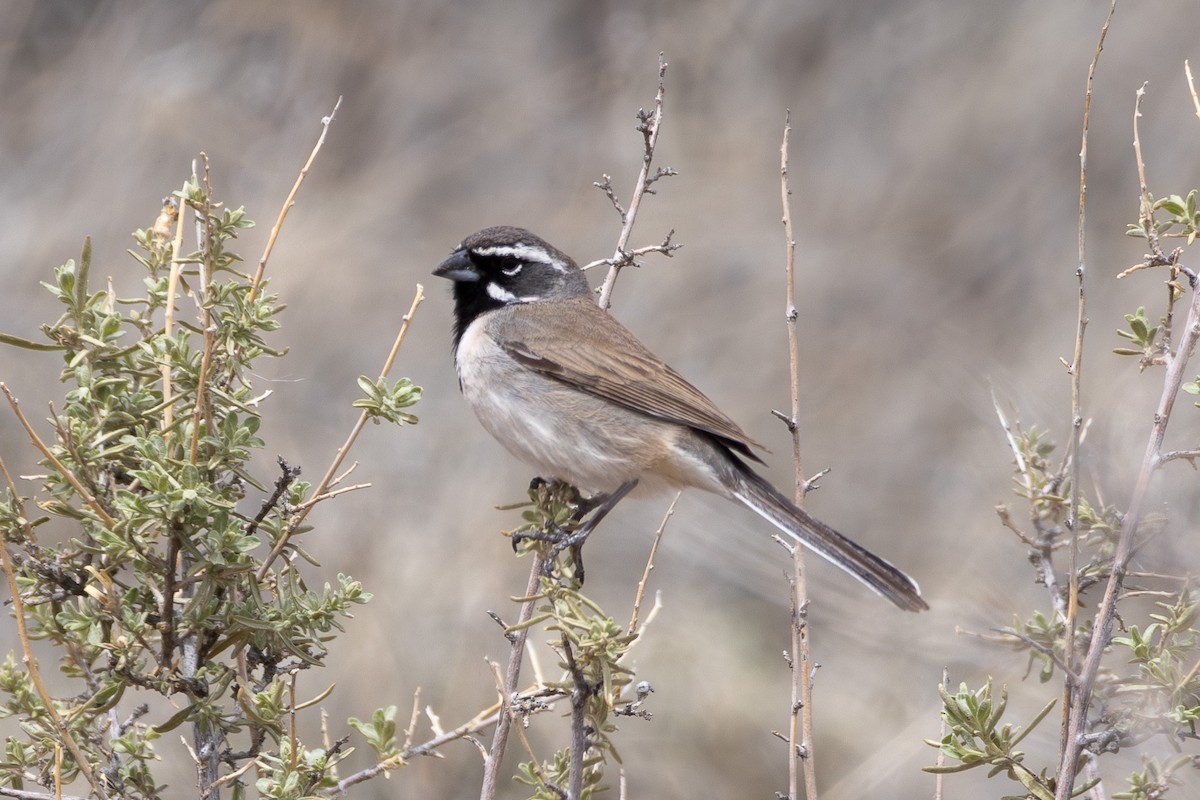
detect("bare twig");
top-left (162, 180), bottom-right (190, 441)
top-left (188, 323), bottom-right (216, 465)
top-left (479, 555), bottom-right (545, 800)
top-left (402, 689), bottom-right (422, 751)
top-left (1058, 3), bottom-right (1114, 786)
top-left (248, 97), bottom-right (341, 304)
top-left (257, 284), bottom-right (424, 580)
top-left (1186, 61), bottom-right (1200, 124)
top-left (187, 173), bottom-right (218, 462)
top-left (0, 790), bottom-right (86, 800)
top-left (580, 233), bottom-right (681, 272)
top-left (934, 667), bottom-right (948, 800)
top-left (328, 698), bottom-right (510, 795)
top-left (503, 674), bottom-right (551, 787)
top-left (292, 482), bottom-right (372, 511)
top-left (779, 109), bottom-right (818, 800)
top-left (208, 758), bottom-right (258, 791)
top-left (596, 55), bottom-right (673, 311)
top-left (628, 492), bottom-right (679, 634)
top-left (1133, 83), bottom-right (1156, 257)
top-left (1158, 448), bottom-right (1200, 466)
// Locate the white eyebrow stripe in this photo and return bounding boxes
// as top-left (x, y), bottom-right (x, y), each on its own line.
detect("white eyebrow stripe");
top-left (486, 282), bottom-right (541, 303)
top-left (472, 244), bottom-right (568, 272)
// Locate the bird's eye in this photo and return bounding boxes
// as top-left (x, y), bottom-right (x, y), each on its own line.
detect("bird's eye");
top-left (501, 263), bottom-right (523, 277)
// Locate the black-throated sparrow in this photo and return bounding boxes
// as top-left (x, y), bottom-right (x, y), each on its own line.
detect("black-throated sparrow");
top-left (434, 226), bottom-right (928, 612)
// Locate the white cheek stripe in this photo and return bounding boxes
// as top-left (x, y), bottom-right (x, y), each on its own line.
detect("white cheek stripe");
top-left (486, 282), bottom-right (540, 303)
top-left (473, 244), bottom-right (568, 273)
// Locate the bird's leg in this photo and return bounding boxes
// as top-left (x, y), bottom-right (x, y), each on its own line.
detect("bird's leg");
top-left (571, 489), bottom-right (609, 520)
top-left (545, 479), bottom-right (639, 583)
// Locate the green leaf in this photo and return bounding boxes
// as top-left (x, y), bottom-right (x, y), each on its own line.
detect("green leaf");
top-left (1159, 199), bottom-right (1187, 217)
top-left (0, 331), bottom-right (66, 351)
top-left (152, 704), bottom-right (195, 734)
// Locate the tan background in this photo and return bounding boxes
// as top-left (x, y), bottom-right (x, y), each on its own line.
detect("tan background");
top-left (2, 1), bottom-right (1199, 797)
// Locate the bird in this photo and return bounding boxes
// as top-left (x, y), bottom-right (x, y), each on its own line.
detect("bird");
top-left (433, 226), bottom-right (928, 612)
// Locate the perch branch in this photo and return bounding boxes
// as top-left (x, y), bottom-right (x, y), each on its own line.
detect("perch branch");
top-left (478, 555), bottom-right (545, 800)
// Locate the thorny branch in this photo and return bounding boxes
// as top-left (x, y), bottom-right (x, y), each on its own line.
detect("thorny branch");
top-left (777, 109), bottom-right (819, 800)
top-left (595, 54), bottom-right (680, 310)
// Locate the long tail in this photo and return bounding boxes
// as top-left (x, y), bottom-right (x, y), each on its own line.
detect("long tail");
top-left (731, 468), bottom-right (928, 612)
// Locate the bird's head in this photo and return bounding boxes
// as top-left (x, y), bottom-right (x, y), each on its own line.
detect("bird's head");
top-left (433, 227), bottom-right (590, 346)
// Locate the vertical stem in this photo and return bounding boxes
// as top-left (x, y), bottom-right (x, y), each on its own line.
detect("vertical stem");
top-left (1059, 0), bottom-right (1115, 785)
top-left (564, 637), bottom-right (588, 800)
top-left (161, 181), bottom-right (190, 444)
top-left (479, 556), bottom-right (545, 800)
top-left (780, 111), bottom-right (818, 800)
top-left (933, 667), bottom-right (948, 800)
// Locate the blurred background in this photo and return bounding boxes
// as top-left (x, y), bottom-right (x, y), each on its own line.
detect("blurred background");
top-left (2, 1), bottom-right (1199, 797)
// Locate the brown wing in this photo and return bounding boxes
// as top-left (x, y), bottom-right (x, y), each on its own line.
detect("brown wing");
top-left (498, 298), bottom-right (765, 461)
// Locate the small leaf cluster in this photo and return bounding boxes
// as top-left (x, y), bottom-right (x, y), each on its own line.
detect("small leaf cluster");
top-left (1114, 755), bottom-right (1193, 800)
top-left (254, 738), bottom-right (344, 799)
top-left (1127, 190), bottom-right (1200, 245)
top-left (347, 706), bottom-right (398, 760)
top-left (352, 377), bottom-right (421, 426)
top-left (1004, 610), bottom-right (1067, 684)
top-left (925, 680), bottom-right (1059, 800)
top-left (1110, 592), bottom-right (1200, 737)
top-left (517, 748), bottom-right (602, 800)
top-left (1115, 307), bottom-right (1163, 364)
top-left (1003, 424), bottom-right (1124, 601)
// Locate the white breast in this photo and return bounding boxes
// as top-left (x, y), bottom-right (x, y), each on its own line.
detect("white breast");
top-left (454, 314), bottom-right (696, 494)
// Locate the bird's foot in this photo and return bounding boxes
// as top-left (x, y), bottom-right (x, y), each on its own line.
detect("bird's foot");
top-left (545, 525), bottom-right (592, 584)
top-left (511, 478), bottom-right (639, 586)
top-left (510, 521), bottom-right (589, 583)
